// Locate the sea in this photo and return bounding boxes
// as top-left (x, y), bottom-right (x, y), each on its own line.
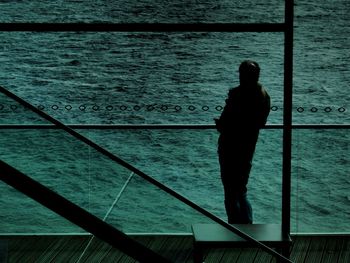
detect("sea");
top-left (0, 0), bottom-right (349, 236)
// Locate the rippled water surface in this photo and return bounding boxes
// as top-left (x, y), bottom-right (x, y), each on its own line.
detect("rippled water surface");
top-left (0, 0), bottom-right (349, 234)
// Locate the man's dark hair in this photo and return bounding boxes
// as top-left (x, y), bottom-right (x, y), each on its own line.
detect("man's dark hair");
top-left (239, 60), bottom-right (260, 83)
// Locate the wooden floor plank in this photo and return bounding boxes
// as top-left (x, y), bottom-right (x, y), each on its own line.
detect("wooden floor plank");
top-left (8, 236), bottom-right (35, 263)
top-left (289, 236), bottom-right (311, 263)
top-left (219, 248), bottom-right (242, 263)
top-left (321, 237), bottom-right (343, 263)
top-left (253, 248), bottom-right (274, 263)
top-left (115, 252), bottom-right (137, 263)
top-left (204, 248), bottom-right (226, 263)
top-left (0, 239), bottom-right (8, 263)
top-left (236, 247), bottom-right (259, 263)
top-left (37, 236), bottom-right (70, 263)
top-left (304, 236), bottom-right (328, 263)
top-left (100, 244), bottom-right (125, 263)
top-left (338, 237), bottom-right (350, 263)
top-left (148, 235), bottom-right (168, 253)
top-left (99, 235), bottom-right (153, 263)
top-left (131, 236), bottom-right (153, 248)
top-left (166, 236), bottom-right (193, 263)
top-left (79, 237), bottom-right (111, 263)
top-left (158, 236), bottom-right (187, 261)
top-left (25, 236), bottom-right (53, 262)
top-left (52, 236), bottom-right (89, 263)
top-left (2, 234), bottom-right (350, 263)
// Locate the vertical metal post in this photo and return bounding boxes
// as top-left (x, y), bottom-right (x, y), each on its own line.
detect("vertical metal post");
top-left (283, 0), bottom-right (294, 237)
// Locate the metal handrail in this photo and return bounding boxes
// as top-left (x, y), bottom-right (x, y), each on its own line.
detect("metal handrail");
top-left (0, 86), bottom-right (293, 263)
top-left (282, 0), bottom-right (294, 237)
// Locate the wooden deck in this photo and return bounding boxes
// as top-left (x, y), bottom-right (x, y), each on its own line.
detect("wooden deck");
top-left (0, 234), bottom-right (349, 263)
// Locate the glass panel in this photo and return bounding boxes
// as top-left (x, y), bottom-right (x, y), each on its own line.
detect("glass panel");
top-left (0, 89), bottom-right (215, 235)
top-left (106, 175), bottom-right (212, 234)
top-left (0, 181), bottom-right (83, 233)
top-left (0, 91), bottom-right (74, 232)
top-left (294, 1), bottom-right (350, 124)
top-left (0, 32), bottom-right (284, 125)
top-left (81, 128), bottom-right (283, 225)
top-left (292, 129), bottom-right (350, 233)
top-left (0, 129), bottom-right (134, 221)
top-left (0, 1), bottom-right (284, 23)
top-left (252, 129), bottom-right (283, 224)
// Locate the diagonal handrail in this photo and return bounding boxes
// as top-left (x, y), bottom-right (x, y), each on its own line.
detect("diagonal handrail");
top-left (0, 160), bottom-right (170, 262)
top-left (0, 86), bottom-right (293, 262)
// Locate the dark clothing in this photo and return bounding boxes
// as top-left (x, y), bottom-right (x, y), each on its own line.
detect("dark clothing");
top-left (216, 83), bottom-right (270, 224)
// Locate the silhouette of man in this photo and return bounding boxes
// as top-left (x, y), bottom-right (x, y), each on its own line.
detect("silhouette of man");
top-left (215, 60), bottom-right (270, 224)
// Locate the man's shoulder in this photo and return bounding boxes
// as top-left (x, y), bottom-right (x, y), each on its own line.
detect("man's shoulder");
top-left (228, 86), bottom-right (240, 96)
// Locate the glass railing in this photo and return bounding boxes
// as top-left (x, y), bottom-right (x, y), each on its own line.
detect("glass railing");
top-left (76, 126), bottom-right (350, 234)
top-left (1, 87), bottom-right (225, 262)
top-left (2, 84), bottom-right (298, 261)
top-left (0, 89), bottom-right (216, 236)
top-left (77, 128), bottom-right (284, 226)
top-left (2, 86), bottom-right (349, 235)
top-left (291, 127), bottom-right (350, 234)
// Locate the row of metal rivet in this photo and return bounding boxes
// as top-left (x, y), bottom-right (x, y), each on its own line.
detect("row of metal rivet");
top-left (0, 104), bottom-right (347, 113)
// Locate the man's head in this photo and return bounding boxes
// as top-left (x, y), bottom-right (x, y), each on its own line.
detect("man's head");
top-left (239, 60), bottom-right (260, 85)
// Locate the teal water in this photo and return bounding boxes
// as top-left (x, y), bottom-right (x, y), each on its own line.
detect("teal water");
top-left (0, 1), bottom-right (349, 234)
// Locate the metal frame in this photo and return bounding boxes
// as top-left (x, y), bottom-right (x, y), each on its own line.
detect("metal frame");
top-left (283, 0), bottom-right (294, 239)
top-left (0, 22), bottom-right (285, 32)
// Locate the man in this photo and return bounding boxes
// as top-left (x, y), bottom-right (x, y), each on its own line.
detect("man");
top-left (215, 60), bottom-right (270, 224)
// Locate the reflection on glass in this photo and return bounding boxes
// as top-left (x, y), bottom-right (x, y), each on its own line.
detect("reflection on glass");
top-left (0, 129), bottom-right (133, 222)
top-left (107, 175), bottom-right (212, 234)
top-left (81, 128), bottom-right (283, 225)
top-left (292, 129), bottom-right (350, 233)
top-left (0, 89), bottom-right (215, 236)
top-left (0, 181), bottom-right (83, 233)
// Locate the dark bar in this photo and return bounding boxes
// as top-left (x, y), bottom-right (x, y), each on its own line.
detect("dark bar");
top-left (0, 124), bottom-right (349, 130)
top-left (0, 160), bottom-right (170, 263)
top-left (282, 0), bottom-right (294, 240)
top-left (0, 22), bottom-right (286, 32)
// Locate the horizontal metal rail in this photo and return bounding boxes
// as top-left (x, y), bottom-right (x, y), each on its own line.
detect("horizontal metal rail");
top-left (0, 86), bottom-right (293, 262)
top-left (0, 23), bottom-right (286, 32)
top-left (0, 124), bottom-right (349, 129)
top-left (0, 160), bottom-right (170, 263)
